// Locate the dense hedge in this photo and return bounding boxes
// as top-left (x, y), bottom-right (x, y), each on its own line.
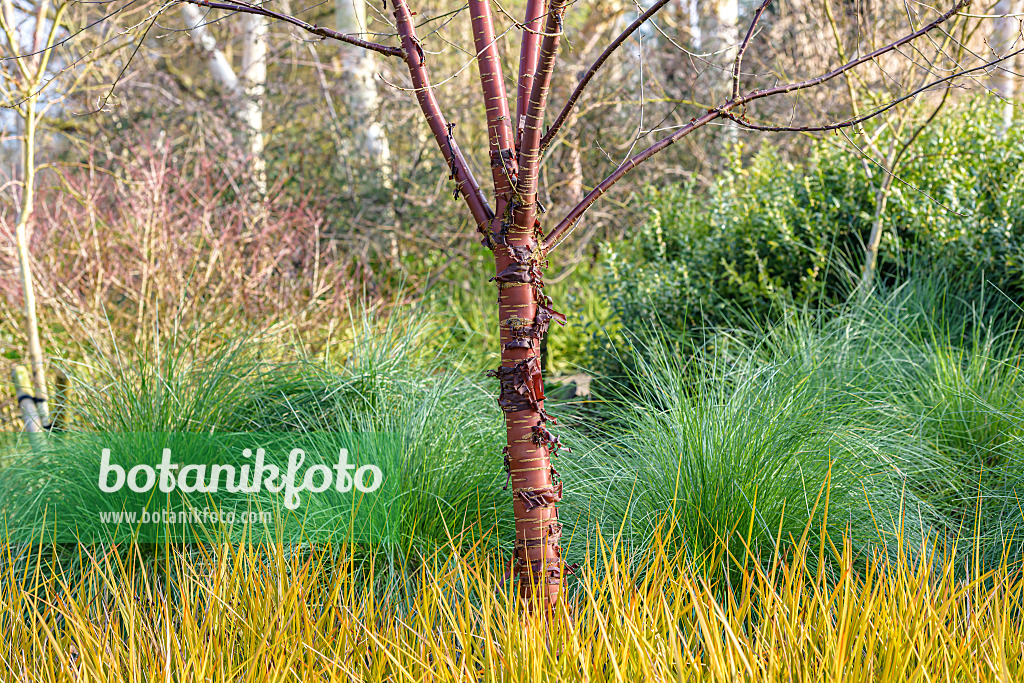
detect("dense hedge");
top-left (602, 101), bottom-right (1024, 341)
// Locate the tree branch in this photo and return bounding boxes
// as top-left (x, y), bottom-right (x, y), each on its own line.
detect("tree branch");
top-left (543, 0), bottom-right (975, 253)
top-left (731, 0), bottom-right (972, 108)
top-left (469, 0), bottom-right (516, 197)
top-left (723, 44), bottom-right (1024, 133)
top-left (517, 0), bottom-right (568, 199)
top-left (516, 0), bottom-right (545, 145)
top-left (178, 0), bottom-right (404, 58)
top-left (542, 110), bottom-right (720, 251)
top-left (539, 0), bottom-right (672, 153)
top-left (392, 0), bottom-right (493, 229)
top-left (732, 0), bottom-right (772, 101)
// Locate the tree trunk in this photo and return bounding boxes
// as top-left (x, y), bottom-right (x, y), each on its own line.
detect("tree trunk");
top-left (491, 234), bottom-right (565, 607)
top-left (491, 0), bottom-right (569, 607)
top-left (860, 171), bottom-right (895, 294)
top-left (13, 94), bottom-right (50, 427)
top-left (181, 4), bottom-right (241, 93)
top-left (181, 4), bottom-right (266, 196)
top-left (991, 0), bottom-right (1021, 131)
top-left (11, 365), bottom-right (43, 434)
top-left (336, 0), bottom-right (391, 170)
top-left (240, 13), bottom-right (268, 198)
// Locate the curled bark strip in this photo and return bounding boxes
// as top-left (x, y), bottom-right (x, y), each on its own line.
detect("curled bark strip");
top-left (503, 301), bottom-right (566, 351)
top-left (504, 559), bottom-right (565, 587)
top-left (511, 520), bottom-right (563, 557)
top-left (516, 481), bottom-right (563, 511)
top-left (533, 303), bottom-right (566, 331)
top-left (490, 148), bottom-right (517, 168)
top-left (515, 526), bottom-right (561, 549)
top-left (502, 446), bottom-right (512, 490)
top-left (507, 244), bottom-right (536, 264)
top-left (531, 423), bottom-right (567, 455)
top-left (488, 356), bottom-right (544, 412)
top-left (491, 262), bottom-right (542, 284)
top-left (515, 561), bottom-right (568, 586)
top-left (445, 122), bottom-right (462, 198)
top-left (517, 557), bottom-right (558, 573)
top-left (503, 338), bottom-right (534, 350)
top-left (502, 315), bottom-right (532, 330)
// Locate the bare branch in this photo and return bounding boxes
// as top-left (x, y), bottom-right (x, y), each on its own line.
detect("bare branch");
top-left (543, 0), bottom-right (977, 253)
top-left (732, 0), bottom-right (972, 108)
top-left (515, 0), bottom-right (545, 145)
top-left (732, 0), bottom-right (772, 101)
top-left (540, 0), bottom-right (672, 153)
top-left (542, 110), bottom-right (721, 252)
top-left (391, 0), bottom-right (493, 229)
top-left (178, 0), bottom-right (404, 58)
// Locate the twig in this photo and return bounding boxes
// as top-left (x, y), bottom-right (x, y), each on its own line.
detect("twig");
top-left (722, 43), bottom-right (1024, 132)
top-left (179, 0), bottom-right (404, 57)
top-left (543, 0), bottom-right (977, 252)
top-left (540, 0), bottom-right (672, 152)
top-left (732, 0), bottom-right (772, 101)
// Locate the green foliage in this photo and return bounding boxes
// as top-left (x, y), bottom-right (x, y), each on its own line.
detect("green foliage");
top-left (580, 278), bottom-right (1024, 579)
top-left (602, 101), bottom-right (1024, 348)
top-left (34, 311), bottom-right (509, 566)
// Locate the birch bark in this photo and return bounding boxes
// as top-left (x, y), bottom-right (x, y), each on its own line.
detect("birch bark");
top-left (181, 5), bottom-right (267, 196)
top-left (991, 0), bottom-right (1021, 131)
top-left (336, 0), bottom-right (391, 171)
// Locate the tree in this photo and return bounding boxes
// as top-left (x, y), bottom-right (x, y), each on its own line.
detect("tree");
top-left (165, 0), bottom-right (1012, 608)
top-left (990, 0), bottom-right (1022, 131)
top-left (181, 4), bottom-right (268, 197)
top-left (1, 0), bottom-right (68, 430)
top-left (336, 0), bottom-right (390, 171)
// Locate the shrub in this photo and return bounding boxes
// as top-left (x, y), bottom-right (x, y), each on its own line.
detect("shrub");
top-left (601, 100), bottom-right (1024, 348)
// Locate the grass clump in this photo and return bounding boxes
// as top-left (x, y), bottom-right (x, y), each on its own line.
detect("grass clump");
top-left (2, 525), bottom-right (1021, 681)
top-left (578, 274), bottom-right (1023, 580)
top-left (1, 310), bottom-right (509, 569)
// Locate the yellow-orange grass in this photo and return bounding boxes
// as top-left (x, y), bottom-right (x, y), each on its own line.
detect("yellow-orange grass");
top-left (1, 528), bottom-right (1021, 682)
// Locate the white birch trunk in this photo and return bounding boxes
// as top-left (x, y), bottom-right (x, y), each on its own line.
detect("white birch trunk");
top-left (2, 0), bottom-right (52, 427)
top-left (992, 1), bottom-right (1021, 131)
top-left (336, 0), bottom-right (391, 172)
top-left (180, 4), bottom-right (241, 94)
top-left (12, 97), bottom-right (49, 427)
top-left (181, 5), bottom-right (266, 196)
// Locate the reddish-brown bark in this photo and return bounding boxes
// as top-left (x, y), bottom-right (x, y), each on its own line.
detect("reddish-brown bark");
top-left (472, 0), bottom-right (568, 606)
